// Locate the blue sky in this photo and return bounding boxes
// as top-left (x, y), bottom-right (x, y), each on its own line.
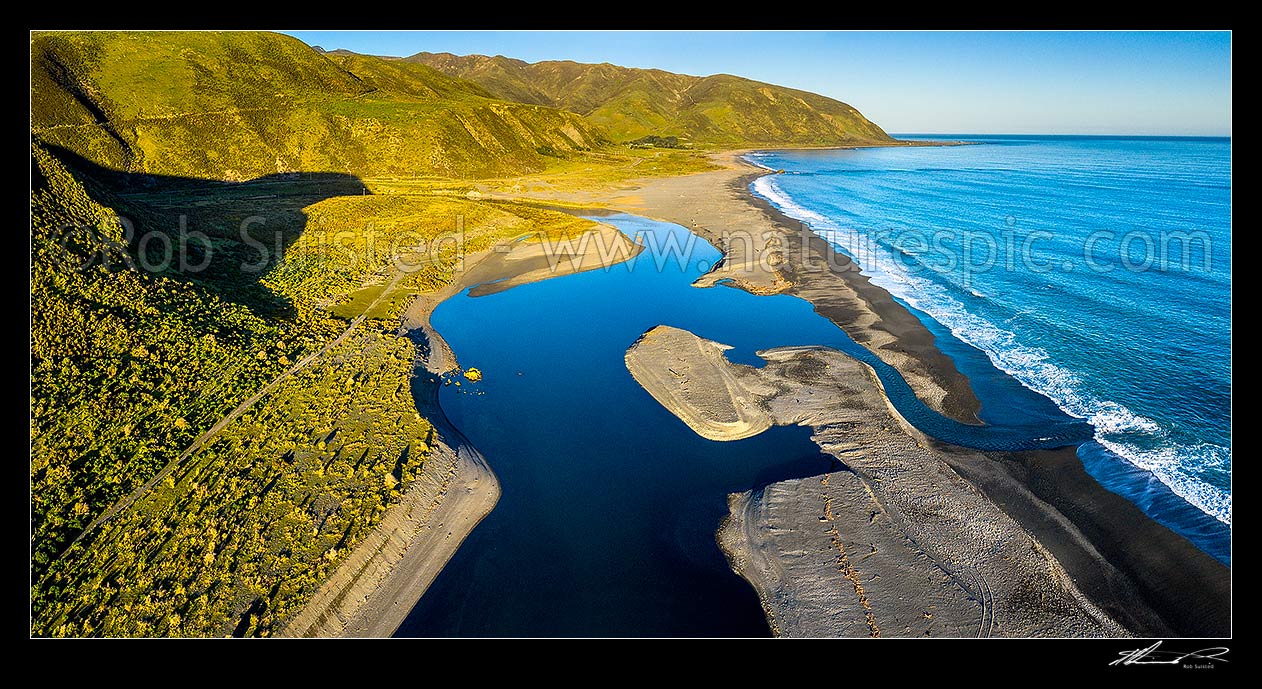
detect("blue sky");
top-left (283, 31), bottom-right (1232, 136)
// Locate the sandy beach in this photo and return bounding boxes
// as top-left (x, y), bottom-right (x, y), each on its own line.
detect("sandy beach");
top-left (295, 151), bottom-right (1228, 638)
top-left (604, 153), bottom-right (983, 425)
top-left (29, 30), bottom-right (1230, 644)
top-left (625, 326), bottom-right (774, 441)
top-left (613, 152), bottom-right (1229, 637)
top-left (628, 325), bottom-right (1124, 637)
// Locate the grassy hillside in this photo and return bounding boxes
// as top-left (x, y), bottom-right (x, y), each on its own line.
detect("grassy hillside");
top-left (30, 129), bottom-right (608, 637)
top-left (30, 137), bottom-right (610, 636)
top-left (409, 52), bottom-right (892, 146)
top-left (30, 30), bottom-right (887, 636)
top-left (324, 52), bottom-right (494, 101)
top-left (31, 31), bottom-right (605, 180)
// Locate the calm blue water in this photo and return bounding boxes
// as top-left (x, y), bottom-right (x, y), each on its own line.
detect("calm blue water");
top-left (747, 135), bottom-right (1232, 558)
top-left (398, 211), bottom-right (1147, 637)
top-left (397, 216), bottom-right (850, 636)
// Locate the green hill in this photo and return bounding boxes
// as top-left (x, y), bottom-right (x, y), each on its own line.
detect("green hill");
top-left (32, 31), bottom-right (604, 180)
top-left (28, 31), bottom-right (619, 636)
top-left (29, 138), bottom-right (610, 637)
top-left (30, 30), bottom-right (893, 636)
top-left (407, 52), bottom-right (892, 146)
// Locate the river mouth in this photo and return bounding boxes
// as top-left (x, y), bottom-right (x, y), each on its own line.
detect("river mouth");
top-left (395, 213), bottom-right (1090, 637)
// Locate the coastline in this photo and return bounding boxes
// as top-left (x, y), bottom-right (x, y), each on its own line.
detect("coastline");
top-left (606, 151), bottom-right (983, 425)
top-left (612, 151), bottom-right (1229, 636)
top-left (627, 326), bottom-right (1125, 637)
top-left (290, 147), bottom-right (1228, 638)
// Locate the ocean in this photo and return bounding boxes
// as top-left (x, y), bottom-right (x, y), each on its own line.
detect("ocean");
top-left (746, 135), bottom-right (1231, 561)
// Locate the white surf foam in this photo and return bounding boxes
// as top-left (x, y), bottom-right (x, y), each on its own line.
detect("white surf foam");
top-left (742, 154), bottom-right (778, 172)
top-left (754, 178), bottom-right (1233, 526)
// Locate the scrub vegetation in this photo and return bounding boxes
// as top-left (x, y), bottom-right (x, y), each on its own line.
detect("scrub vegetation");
top-left (30, 30), bottom-right (891, 636)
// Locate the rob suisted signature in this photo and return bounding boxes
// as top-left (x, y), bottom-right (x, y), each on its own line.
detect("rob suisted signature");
top-left (1111, 641), bottom-right (1229, 667)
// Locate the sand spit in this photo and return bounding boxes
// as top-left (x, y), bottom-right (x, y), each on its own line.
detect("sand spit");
top-left (720, 472), bottom-right (981, 637)
top-left (624, 326), bottom-right (773, 441)
top-left (461, 223), bottom-right (643, 297)
top-left (606, 154), bottom-right (982, 425)
top-left (628, 326), bottom-right (1126, 637)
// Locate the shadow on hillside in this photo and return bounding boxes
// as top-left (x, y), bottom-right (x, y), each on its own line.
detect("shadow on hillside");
top-left (43, 144), bottom-right (370, 319)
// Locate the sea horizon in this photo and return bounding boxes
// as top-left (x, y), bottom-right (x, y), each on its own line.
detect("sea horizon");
top-left (892, 133), bottom-right (1232, 140)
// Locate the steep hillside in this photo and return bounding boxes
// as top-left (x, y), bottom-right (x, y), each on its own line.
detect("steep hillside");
top-left (409, 52), bottom-right (892, 146)
top-left (30, 138), bottom-right (608, 636)
top-left (28, 32), bottom-right (621, 636)
top-left (31, 32), bottom-right (604, 179)
top-left (29, 30), bottom-right (886, 636)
